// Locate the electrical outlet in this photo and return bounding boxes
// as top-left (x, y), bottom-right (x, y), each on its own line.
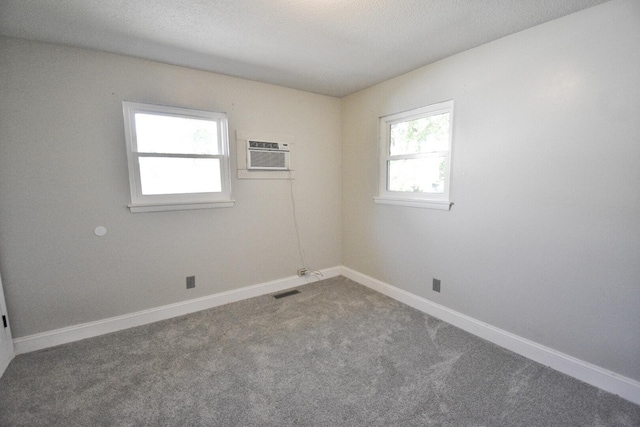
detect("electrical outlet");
top-left (432, 278), bottom-right (441, 293)
top-left (186, 276), bottom-right (195, 289)
top-left (297, 268), bottom-right (309, 277)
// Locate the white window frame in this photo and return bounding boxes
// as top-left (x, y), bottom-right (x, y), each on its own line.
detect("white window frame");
top-left (122, 101), bottom-right (234, 213)
top-left (375, 100), bottom-right (454, 210)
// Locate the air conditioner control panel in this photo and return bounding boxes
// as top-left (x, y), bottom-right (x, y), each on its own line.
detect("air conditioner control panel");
top-left (248, 141), bottom-right (289, 151)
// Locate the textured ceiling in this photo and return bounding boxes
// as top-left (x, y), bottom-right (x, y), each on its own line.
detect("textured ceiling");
top-left (0, 0), bottom-right (609, 97)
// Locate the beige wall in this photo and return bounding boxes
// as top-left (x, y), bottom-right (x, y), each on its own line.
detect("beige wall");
top-left (0, 38), bottom-right (342, 337)
top-left (342, 0), bottom-right (640, 381)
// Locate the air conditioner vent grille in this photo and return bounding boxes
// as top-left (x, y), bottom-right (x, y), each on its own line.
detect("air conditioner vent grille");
top-left (249, 151), bottom-right (287, 169)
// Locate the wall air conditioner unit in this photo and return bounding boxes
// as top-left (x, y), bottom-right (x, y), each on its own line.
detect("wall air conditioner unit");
top-left (247, 140), bottom-right (291, 170)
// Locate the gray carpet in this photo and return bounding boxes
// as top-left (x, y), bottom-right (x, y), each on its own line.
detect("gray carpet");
top-left (1, 276), bottom-right (639, 426)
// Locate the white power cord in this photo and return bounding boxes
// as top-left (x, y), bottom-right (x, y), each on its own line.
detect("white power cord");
top-left (288, 169), bottom-right (323, 281)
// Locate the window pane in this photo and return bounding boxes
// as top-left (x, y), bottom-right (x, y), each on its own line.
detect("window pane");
top-left (138, 157), bottom-right (222, 195)
top-left (389, 113), bottom-right (450, 156)
top-left (388, 157), bottom-right (446, 194)
top-left (135, 114), bottom-right (219, 155)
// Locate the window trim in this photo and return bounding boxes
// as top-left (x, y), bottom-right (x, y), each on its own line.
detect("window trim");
top-left (376, 100), bottom-right (454, 210)
top-left (122, 101), bottom-right (234, 213)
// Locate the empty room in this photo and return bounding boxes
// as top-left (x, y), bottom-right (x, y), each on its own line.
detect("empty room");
top-left (0, 0), bottom-right (639, 425)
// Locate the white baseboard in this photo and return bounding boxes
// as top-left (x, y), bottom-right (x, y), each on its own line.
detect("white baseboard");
top-left (12, 265), bottom-right (640, 406)
top-left (13, 266), bottom-right (341, 355)
top-left (341, 266), bottom-right (640, 406)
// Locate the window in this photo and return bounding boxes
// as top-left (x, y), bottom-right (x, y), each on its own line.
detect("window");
top-left (375, 100), bottom-right (454, 210)
top-left (122, 102), bottom-right (233, 213)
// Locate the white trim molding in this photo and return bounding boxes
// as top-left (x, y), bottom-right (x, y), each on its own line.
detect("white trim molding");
top-left (340, 266), bottom-right (640, 406)
top-left (374, 197), bottom-right (452, 210)
top-left (13, 265), bottom-right (640, 406)
top-left (13, 266), bottom-right (341, 355)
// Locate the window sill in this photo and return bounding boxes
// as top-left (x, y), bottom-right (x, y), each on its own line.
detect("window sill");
top-left (374, 197), bottom-right (452, 210)
top-left (128, 200), bottom-right (235, 213)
